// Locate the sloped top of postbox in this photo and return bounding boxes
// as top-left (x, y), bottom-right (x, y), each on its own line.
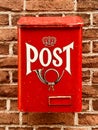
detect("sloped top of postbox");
top-left (17, 16), bottom-right (83, 28)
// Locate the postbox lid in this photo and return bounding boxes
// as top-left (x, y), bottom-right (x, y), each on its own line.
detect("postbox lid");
top-left (17, 16), bottom-right (83, 28)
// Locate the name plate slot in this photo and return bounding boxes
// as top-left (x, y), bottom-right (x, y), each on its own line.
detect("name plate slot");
top-left (48, 96), bottom-right (72, 106)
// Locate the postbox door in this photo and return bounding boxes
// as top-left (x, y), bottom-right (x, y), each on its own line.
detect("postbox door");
top-left (18, 16), bottom-right (83, 112)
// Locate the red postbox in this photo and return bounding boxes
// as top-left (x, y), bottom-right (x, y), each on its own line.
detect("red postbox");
top-left (17, 16), bottom-right (83, 112)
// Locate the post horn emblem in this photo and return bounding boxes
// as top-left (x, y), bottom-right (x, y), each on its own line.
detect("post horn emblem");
top-left (33, 68), bottom-right (65, 91)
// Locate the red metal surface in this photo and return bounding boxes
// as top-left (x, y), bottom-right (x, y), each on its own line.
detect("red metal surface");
top-left (17, 16), bottom-right (83, 112)
top-left (17, 16), bottom-right (83, 27)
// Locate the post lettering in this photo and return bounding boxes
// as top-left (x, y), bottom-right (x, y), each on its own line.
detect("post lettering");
top-left (26, 43), bottom-right (38, 75)
top-left (26, 42), bottom-right (74, 75)
top-left (39, 48), bottom-right (52, 67)
top-left (63, 42), bottom-right (74, 74)
top-left (53, 48), bottom-right (63, 67)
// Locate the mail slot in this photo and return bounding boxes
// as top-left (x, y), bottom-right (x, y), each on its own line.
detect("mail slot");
top-left (17, 16), bottom-right (83, 112)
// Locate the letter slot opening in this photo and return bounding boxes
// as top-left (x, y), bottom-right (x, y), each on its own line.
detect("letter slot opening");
top-left (48, 96), bottom-right (72, 106)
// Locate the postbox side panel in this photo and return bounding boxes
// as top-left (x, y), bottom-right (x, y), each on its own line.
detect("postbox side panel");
top-left (18, 27), bottom-right (82, 112)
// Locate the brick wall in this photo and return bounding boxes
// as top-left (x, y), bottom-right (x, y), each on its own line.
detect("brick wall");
top-left (0, 0), bottom-right (98, 130)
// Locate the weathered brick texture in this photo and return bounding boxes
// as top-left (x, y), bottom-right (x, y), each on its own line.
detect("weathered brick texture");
top-left (82, 85), bottom-right (98, 98)
top-left (79, 114), bottom-right (98, 125)
top-left (93, 41), bottom-right (98, 53)
top-left (93, 14), bottom-right (98, 26)
top-left (0, 42), bottom-right (9, 55)
top-left (82, 99), bottom-right (89, 111)
top-left (0, 14), bottom-right (9, 25)
top-left (13, 43), bottom-right (18, 55)
top-left (12, 70), bottom-right (18, 82)
top-left (39, 13), bottom-right (62, 17)
top-left (82, 56), bottom-right (98, 68)
top-left (82, 70), bottom-right (90, 83)
top-left (0, 113), bottom-right (19, 124)
top-left (64, 128), bottom-right (89, 130)
top-left (83, 29), bottom-right (98, 40)
top-left (93, 100), bottom-right (98, 111)
top-left (0, 100), bottom-right (6, 110)
top-left (0, 85), bottom-right (17, 97)
top-left (23, 113), bottom-right (74, 125)
top-left (0, 57), bottom-right (18, 68)
top-left (26, 0), bottom-right (74, 11)
top-left (10, 100), bottom-right (18, 111)
top-left (0, 0), bottom-right (23, 11)
top-left (77, 0), bottom-right (98, 11)
top-left (0, 127), bottom-right (5, 130)
top-left (0, 70), bottom-right (9, 83)
top-left (37, 128), bottom-right (60, 130)
top-left (9, 128), bottom-right (33, 130)
top-left (92, 129), bottom-right (98, 130)
top-left (82, 41), bottom-right (90, 53)
top-left (0, 29), bottom-right (17, 41)
top-left (92, 71), bottom-right (98, 84)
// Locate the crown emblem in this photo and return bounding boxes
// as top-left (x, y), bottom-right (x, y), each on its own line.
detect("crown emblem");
top-left (42, 36), bottom-right (56, 47)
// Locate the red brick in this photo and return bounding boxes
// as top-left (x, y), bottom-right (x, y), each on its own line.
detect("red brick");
top-left (93, 41), bottom-right (98, 53)
top-left (0, 71), bottom-right (9, 83)
top-left (0, 128), bottom-right (5, 130)
top-left (82, 41), bottom-right (90, 53)
top-left (23, 113), bottom-right (74, 125)
top-left (93, 72), bottom-right (98, 79)
top-left (77, 0), bottom-right (98, 11)
top-left (0, 43), bottom-right (9, 55)
top-left (92, 71), bottom-right (98, 84)
top-left (0, 113), bottom-right (19, 124)
top-left (12, 70), bottom-right (18, 82)
top-left (64, 128), bottom-right (88, 130)
top-left (37, 128), bottom-right (60, 130)
top-left (13, 43), bottom-right (18, 55)
top-left (26, 0), bottom-right (74, 11)
top-left (79, 114), bottom-right (98, 125)
top-left (10, 100), bottom-right (18, 111)
top-left (0, 0), bottom-right (23, 11)
top-left (0, 14), bottom-right (8, 25)
top-left (93, 100), bottom-right (98, 111)
top-left (83, 85), bottom-right (98, 98)
top-left (0, 57), bottom-right (18, 68)
top-left (0, 100), bottom-right (6, 110)
top-left (9, 127), bottom-right (33, 130)
top-left (82, 70), bottom-right (90, 83)
top-left (0, 85), bottom-right (17, 97)
top-left (83, 29), bottom-right (98, 40)
top-left (93, 14), bottom-right (98, 26)
top-left (0, 29), bottom-right (17, 41)
top-left (92, 128), bottom-right (98, 130)
top-left (82, 56), bottom-right (98, 68)
top-left (39, 13), bottom-right (62, 17)
top-left (82, 99), bottom-right (89, 111)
